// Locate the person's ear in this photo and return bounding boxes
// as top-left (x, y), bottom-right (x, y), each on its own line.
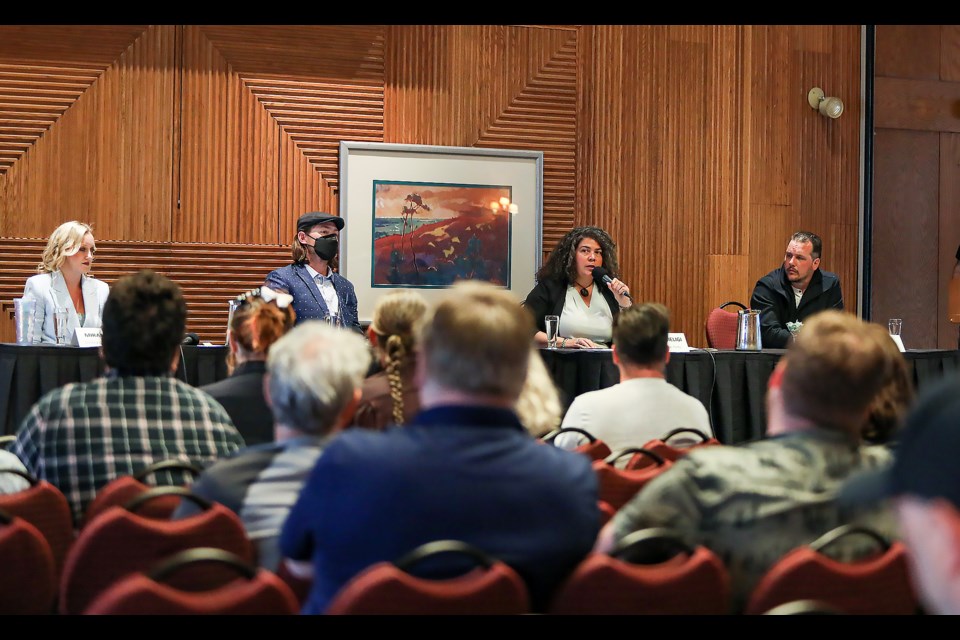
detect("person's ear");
top-left (367, 326), bottom-right (378, 347)
top-left (333, 387), bottom-right (362, 431)
top-left (169, 348), bottom-right (181, 374)
top-left (611, 344), bottom-right (620, 366)
top-left (812, 257), bottom-right (821, 271)
top-left (664, 349), bottom-right (671, 365)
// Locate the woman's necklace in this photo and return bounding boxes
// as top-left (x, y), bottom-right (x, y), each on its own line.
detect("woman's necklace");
top-left (574, 281), bottom-right (593, 298)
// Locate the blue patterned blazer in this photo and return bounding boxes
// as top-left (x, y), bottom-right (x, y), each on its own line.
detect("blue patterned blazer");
top-left (264, 263), bottom-right (362, 334)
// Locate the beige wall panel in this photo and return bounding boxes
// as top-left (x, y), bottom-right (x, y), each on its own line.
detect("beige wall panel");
top-left (0, 25), bottom-right (173, 240)
top-left (939, 133), bottom-right (960, 347)
top-left (875, 25), bottom-right (941, 80)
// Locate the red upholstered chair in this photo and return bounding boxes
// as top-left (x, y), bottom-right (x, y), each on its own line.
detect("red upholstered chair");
top-left (541, 427), bottom-right (612, 462)
top-left (0, 468), bottom-right (75, 581)
top-left (549, 527), bottom-right (731, 615)
top-left (744, 524), bottom-right (920, 615)
top-left (631, 427), bottom-right (722, 468)
top-left (705, 301), bottom-right (747, 349)
top-left (0, 507), bottom-right (58, 615)
top-left (58, 486), bottom-right (255, 615)
top-left (83, 547), bottom-right (300, 615)
top-left (593, 448), bottom-right (673, 510)
top-left (325, 540), bottom-right (531, 615)
top-left (82, 458), bottom-right (203, 529)
top-left (598, 500), bottom-right (617, 527)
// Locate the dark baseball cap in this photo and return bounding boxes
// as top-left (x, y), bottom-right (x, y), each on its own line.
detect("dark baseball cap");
top-left (839, 374), bottom-right (960, 508)
top-left (296, 212), bottom-right (344, 232)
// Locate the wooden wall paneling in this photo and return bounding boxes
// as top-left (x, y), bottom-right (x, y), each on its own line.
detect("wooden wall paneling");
top-left (748, 204), bottom-right (797, 294)
top-left (706, 254), bottom-right (750, 327)
top-left (874, 76), bottom-right (960, 134)
top-left (384, 25), bottom-right (452, 146)
top-left (871, 129), bottom-right (940, 348)
top-left (748, 26), bottom-right (794, 210)
top-left (941, 26), bottom-right (960, 82)
top-left (875, 25), bottom-right (941, 80)
top-left (278, 131), bottom-right (323, 239)
top-left (939, 133), bottom-right (960, 348)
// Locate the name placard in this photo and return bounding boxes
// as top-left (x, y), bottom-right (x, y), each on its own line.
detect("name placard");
top-left (890, 334), bottom-right (905, 353)
top-left (667, 332), bottom-right (691, 352)
top-left (73, 327), bottom-right (102, 348)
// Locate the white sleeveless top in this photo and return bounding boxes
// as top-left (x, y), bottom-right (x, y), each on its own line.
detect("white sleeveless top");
top-left (558, 286), bottom-right (614, 345)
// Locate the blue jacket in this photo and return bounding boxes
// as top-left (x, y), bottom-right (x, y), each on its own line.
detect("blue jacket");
top-left (263, 263), bottom-right (362, 334)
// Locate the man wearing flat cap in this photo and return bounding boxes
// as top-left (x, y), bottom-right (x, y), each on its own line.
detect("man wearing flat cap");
top-left (264, 212), bottom-right (362, 333)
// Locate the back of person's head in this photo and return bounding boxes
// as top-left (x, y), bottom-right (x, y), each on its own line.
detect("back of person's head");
top-left (420, 280), bottom-right (533, 401)
top-left (102, 270), bottom-right (187, 376)
top-left (369, 290), bottom-right (429, 425)
top-left (228, 289), bottom-right (297, 373)
top-left (516, 346), bottom-right (563, 437)
top-left (790, 230), bottom-right (822, 259)
top-left (612, 303), bottom-right (670, 367)
top-left (780, 310), bottom-right (891, 433)
top-left (38, 220), bottom-right (94, 274)
top-left (862, 328), bottom-right (915, 444)
top-left (267, 321), bottom-right (371, 435)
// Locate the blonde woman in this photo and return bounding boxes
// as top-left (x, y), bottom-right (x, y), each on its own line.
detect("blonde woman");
top-left (23, 221), bottom-right (109, 344)
top-left (353, 290), bottom-right (428, 430)
top-left (516, 347), bottom-right (564, 438)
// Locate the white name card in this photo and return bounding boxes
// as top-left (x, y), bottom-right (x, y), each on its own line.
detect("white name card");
top-left (890, 334), bottom-right (905, 353)
top-left (667, 332), bottom-right (691, 352)
top-left (73, 327), bottom-right (102, 348)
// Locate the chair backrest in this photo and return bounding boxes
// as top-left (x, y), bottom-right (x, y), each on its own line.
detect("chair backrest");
top-left (593, 448), bottom-right (673, 510)
top-left (633, 427), bottom-right (722, 467)
top-left (0, 468), bottom-right (75, 580)
top-left (597, 500), bottom-right (617, 527)
top-left (82, 459), bottom-right (203, 529)
top-left (0, 507), bottom-right (58, 615)
top-left (83, 547), bottom-right (300, 615)
top-left (325, 539), bottom-right (531, 615)
top-left (744, 524), bottom-right (919, 615)
top-left (705, 301), bottom-right (747, 349)
top-left (541, 427), bottom-right (612, 462)
top-left (59, 486), bottom-right (255, 615)
top-left (549, 527), bottom-right (731, 615)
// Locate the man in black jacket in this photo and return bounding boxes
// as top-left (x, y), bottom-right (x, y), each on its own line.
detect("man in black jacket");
top-left (750, 231), bottom-right (844, 348)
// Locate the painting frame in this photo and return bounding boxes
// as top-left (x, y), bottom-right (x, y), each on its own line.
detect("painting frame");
top-left (339, 141), bottom-right (544, 323)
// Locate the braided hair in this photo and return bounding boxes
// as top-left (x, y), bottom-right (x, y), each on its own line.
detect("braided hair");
top-left (369, 290), bottom-right (428, 426)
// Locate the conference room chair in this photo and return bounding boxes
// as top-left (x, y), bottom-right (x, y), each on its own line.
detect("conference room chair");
top-left (631, 427), bottom-right (722, 468)
top-left (0, 507), bottom-right (58, 615)
top-left (540, 427), bottom-right (612, 462)
top-left (705, 301), bottom-right (747, 349)
top-left (598, 500), bottom-right (617, 527)
top-left (83, 547), bottom-right (300, 615)
top-left (325, 539), bottom-right (531, 615)
top-left (593, 448), bottom-right (673, 510)
top-left (744, 524), bottom-right (920, 615)
top-left (548, 527), bottom-right (731, 615)
top-left (0, 468), bottom-right (75, 581)
top-left (82, 458), bottom-right (203, 529)
top-left (760, 599), bottom-right (844, 615)
top-left (58, 486), bottom-right (255, 615)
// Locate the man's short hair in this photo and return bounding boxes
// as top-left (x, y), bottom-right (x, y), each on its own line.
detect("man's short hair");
top-left (266, 321), bottom-right (371, 435)
top-left (101, 270), bottom-right (187, 376)
top-left (790, 231), bottom-right (822, 260)
top-left (780, 311), bottom-right (891, 433)
top-left (419, 280), bottom-right (533, 401)
top-left (613, 303), bottom-right (670, 367)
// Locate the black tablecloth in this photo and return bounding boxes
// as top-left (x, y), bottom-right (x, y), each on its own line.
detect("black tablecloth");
top-left (538, 347), bottom-right (960, 445)
top-left (0, 344), bottom-right (229, 436)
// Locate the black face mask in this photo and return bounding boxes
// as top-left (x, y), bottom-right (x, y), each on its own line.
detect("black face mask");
top-left (307, 235), bottom-right (339, 261)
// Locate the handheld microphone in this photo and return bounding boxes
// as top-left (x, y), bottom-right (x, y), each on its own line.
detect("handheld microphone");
top-left (182, 332), bottom-right (200, 346)
top-left (592, 267), bottom-right (632, 300)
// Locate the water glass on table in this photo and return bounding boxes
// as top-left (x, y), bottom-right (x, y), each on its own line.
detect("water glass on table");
top-left (545, 315), bottom-right (560, 349)
top-left (888, 318), bottom-right (902, 336)
top-left (54, 307), bottom-right (68, 345)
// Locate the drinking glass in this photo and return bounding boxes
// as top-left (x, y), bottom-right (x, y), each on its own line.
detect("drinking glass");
top-left (54, 307), bottom-right (68, 345)
top-left (545, 315), bottom-right (560, 349)
top-left (888, 318), bottom-right (902, 336)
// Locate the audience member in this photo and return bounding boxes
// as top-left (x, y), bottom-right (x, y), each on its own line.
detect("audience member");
top-left (22, 220), bottom-right (110, 344)
top-left (0, 449), bottom-right (29, 494)
top-left (516, 347), bottom-right (564, 438)
top-left (595, 310), bottom-right (898, 613)
top-left (280, 281), bottom-right (599, 614)
top-left (264, 212), bottom-right (361, 333)
top-left (862, 331), bottom-right (914, 445)
top-left (840, 375), bottom-right (960, 614)
top-left (174, 321), bottom-right (371, 572)
top-left (555, 303), bottom-right (712, 453)
top-left (750, 231), bottom-right (844, 348)
top-left (523, 225), bottom-right (633, 349)
top-left (200, 286), bottom-right (296, 446)
top-left (12, 270), bottom-right (244, 526)
top-left (352, 290), bottom-right (428, 429)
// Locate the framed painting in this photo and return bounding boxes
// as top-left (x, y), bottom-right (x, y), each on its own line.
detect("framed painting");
top-left (339, 142), bottom-right (544, 322)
